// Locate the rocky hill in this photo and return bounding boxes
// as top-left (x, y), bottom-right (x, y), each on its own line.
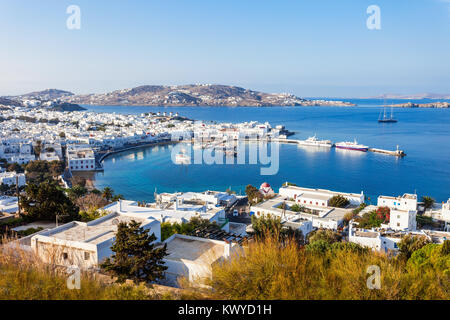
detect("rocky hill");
top-left (8, 89), bottom-right (74, 100)
top-left (61, 84), bottom-right (355, 107)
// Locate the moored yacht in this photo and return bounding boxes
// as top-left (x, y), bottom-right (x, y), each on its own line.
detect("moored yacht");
top-left (298, 135), bottom-right (333, 148)
top-left (335, 139), bottom-right (369, 152)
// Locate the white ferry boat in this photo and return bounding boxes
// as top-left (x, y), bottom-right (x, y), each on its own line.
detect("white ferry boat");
top-left (298, 135), bottom-right (333, 148)
top-left (335, 140), bottom-right (369, 152)
top-left (175, 149), bottom-right (191, 164)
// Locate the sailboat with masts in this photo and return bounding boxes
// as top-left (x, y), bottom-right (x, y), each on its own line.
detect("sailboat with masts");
top-left (378, 103), bottom-right (398, 123)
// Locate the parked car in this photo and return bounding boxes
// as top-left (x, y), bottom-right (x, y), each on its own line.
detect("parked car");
top-left (233, 209), bottom-right (239, 216)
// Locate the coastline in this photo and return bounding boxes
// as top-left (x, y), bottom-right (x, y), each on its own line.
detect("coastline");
top-left (98, 140), bottom-right (179, 163)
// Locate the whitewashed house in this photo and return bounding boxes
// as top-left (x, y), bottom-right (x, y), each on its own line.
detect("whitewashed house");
top-left (30, 212), bottom-right (161, 270)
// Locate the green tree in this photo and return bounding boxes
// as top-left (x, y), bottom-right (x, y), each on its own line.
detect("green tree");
top-left (111, 194), bottom-right (125, 202)
top-left (66, 185), bottom-right (88, 200)
top-left (397, 234), bottom-right (431, 260)
top-left (245, 184), bottom-right (263, 205)
top-left (251, 214), bottom-right (304, 245)
top-left (79, 208), bottom-right (108, 222)
top-left (328, 195), bottom-right (350, 208)
top-left (422, 196), bottom-right (435, 210)
top-left (33, 141), bottom-right (42, 157)
top-left (0, 183), bottom-right (11, 195)
top-left (19, 182), bottom-right (79, 222)
top-left (101, 220), bottom-right (168, 284)
top-left (290, 203), bottom-right (306, 213)
top-left (307, 229), bottom-right (342, 244)
top-left (102, 187), bottom-right (114, 201)
top-left (7, 163), bottom-right (24, 173)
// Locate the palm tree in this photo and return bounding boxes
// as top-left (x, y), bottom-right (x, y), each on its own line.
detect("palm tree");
top-left (422, 196), bottom-right (435, 210)
top-left (102, 187), bottom-right (114, 201)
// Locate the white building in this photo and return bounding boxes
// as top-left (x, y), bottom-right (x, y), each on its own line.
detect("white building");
top-left (377, 194), bottom-right (418, 231)
top-left (348, 223), bottom-right (403, 253)
top-left (66, 144), bottom-right (96, 172)
top-left (386, 208), bottom-right (417, 231)
top-left (279, 185), bottom-right (365, 208)
top-left (162, 233), bottom-right (237, 286)
top-left (157, 191), bottom-right (238, 208)
top-left (442, 199), bottom-right (450, 221)
top-left (377, 194), bottom-right (417, 211)
top-left (103, 198), bottom-right (227, 227)
top-left (30, 211), bottom-right (161, 270)
top-left (349, 222), bottom-right (450, 253)
top-left (0, 171), bottom-right (26, 187)
top-left (0, 196), bottom-right (20, 213)
top-left (250, 195), bottom-right (327, 233)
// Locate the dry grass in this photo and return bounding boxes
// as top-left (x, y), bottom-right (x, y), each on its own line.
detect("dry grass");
top-left (205, 236), bottom-right (449, 300)
top-left (0, 239), bottom-right (167, 300)
top-left (1, 235), bottom-right (448, 300)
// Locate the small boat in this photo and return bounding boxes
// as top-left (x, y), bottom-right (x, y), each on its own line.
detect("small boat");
top-left (298, 135), bottom-right (333, 148)
top-left (335, 139), bottom-right (369, 152)
top-left (175, 149), bottom-right (190, 164)
top-left (378, 105), bottom-right (397, 123)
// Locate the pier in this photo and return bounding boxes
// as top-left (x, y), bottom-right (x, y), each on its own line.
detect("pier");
top-left (272, 138), bottom-right (407, 157)
top-left (368, 147), bottom-right (406, 157)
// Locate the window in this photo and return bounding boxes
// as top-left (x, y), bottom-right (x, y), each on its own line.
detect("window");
top-left (62, 253), bottom-right (68, 260)
top-left (84, 252), bottom-right (90, 260)
top-left (397, 223), bottom-right (400, 227)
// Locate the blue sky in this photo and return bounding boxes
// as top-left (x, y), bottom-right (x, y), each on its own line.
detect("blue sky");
top-left (1, 0), bottom-right (450, 97)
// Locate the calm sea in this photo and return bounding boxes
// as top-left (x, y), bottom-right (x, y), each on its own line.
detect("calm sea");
top-left (84, 99), bottom-right (450, 203)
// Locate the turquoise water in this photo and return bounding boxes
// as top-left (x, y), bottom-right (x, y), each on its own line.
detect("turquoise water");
top-left (86, 100), bottom-right (450, 203)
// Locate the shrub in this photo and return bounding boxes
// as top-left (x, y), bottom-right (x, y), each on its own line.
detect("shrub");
top-left (307, 229), bottom-right (342, 244)
top-left (328, 195), bottom-right (350, 208)
top-left (205, 236), bottom-right (449, 300)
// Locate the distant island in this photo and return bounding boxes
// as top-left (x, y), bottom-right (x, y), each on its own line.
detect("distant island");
top-left (371, 93), bottom-right (450, 100)
top-left (386, 102), bottom-right (450, 109)
top-left (53, 84), bottom-right (356, 107)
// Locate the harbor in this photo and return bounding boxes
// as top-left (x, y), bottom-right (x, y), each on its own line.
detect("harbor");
top-left (273, 136), bottom-right (406, 157)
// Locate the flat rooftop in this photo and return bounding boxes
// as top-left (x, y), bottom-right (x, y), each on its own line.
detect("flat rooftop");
top-left (164, 235), bottom-right (225, 264)
top-left (43, 213), bottom-right (151, 245)
top-left (300, 192), bottom-right (331, 201)
top-left (280, 185), bottom-right (363, 198)
top-left (323, 207), bottom-right (351, 221)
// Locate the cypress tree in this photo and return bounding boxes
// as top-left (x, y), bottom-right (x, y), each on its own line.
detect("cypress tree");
top-left (101, 220), bottom-right (168, 284)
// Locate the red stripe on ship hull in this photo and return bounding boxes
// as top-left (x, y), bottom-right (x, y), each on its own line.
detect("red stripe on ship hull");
top-left (336, 146), bottom-right (368, 152)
